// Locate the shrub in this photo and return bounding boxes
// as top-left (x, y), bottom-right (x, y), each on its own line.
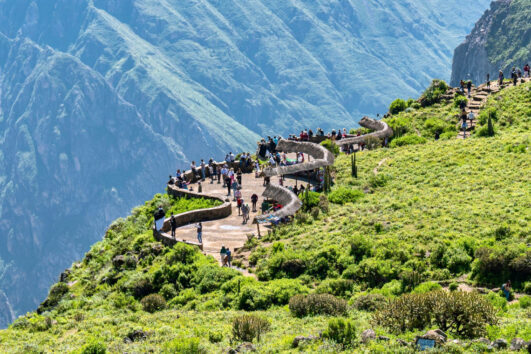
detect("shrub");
top-left (354, 293), bottom-right (388, 312)
top-left (449, 282), bottom-right (459, 291)
top-left (37, 282), bottom-right (69, 313)
top-left (232, 315), bottom-right (270, 343)
top-left (389, 99), bottom-right (407, 115)
top-left (365, 136), bottom-right (382, 150)
top-left (386, 115), bottom-right (410, 137)
top-left (289, 293), bottom-right (347, 318)
top-left (141, 294), bottom-right (166, 313)
top-left (374, 290), bottom-right (497, 338)
top-left (316, 279), bottom-right (355, 298)
top-left (318, 194), bottom-right (329, 213)
top-left (299, 191), bottom-right (321, 211)
top-left (163, 337), bottom-right (205, 354)
top-left (328, 188), bottom-right (364, 205)
top-left (475, 124), bottom-right (495, 137)
top-left (81, 341), bottom-right (106, 354)
top-left (486, 292), bottom-right (507, 311)
top-left (440, 131), bottom-right (457, 140)
top-left (412, 282), bottom-right (442, 294)
top-left (268, 279), bottom-right (309, 305)
top-left (454, 96), bottom-right (468, 108)
top-left (368, 173), bottom-right (389, 188)
top-left (195, 265), bottom-right (239, 294)
top-left (389, 135), bottom-right (427, 148)
top-left (237, 283), bottom-right (272, 311)
top-left (322, 318), bottom-right (356, 347)
top-left (160, 284), bottom-right (178, 300)
top-left (320, 139), bottom-right (339, 156)
top-left (424, 118), bottom-right (449, 135)
top-left (524, 282), bottom-right (531, 295)
top-left (349, 235), bottom-right (372, 261)
top-left (208, 331), bottom-right (223, 343)
top-left (130, 277), bottom-right (153, 299)
top-left (477, 107), bottom-right (498, 125)
top-left (519, 296), bottom-right (531, 309)
top-left (419, 79), bottom-right (448, 107)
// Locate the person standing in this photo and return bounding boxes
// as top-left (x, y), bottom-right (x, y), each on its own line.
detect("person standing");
top-left (251, 193), bottom-right (258, 212)
top-left (209, 164), bottom-right (215, 184)
top-left (190, 161), bottom-right (197, 180)
top-left (461, 110), bottom-right (468, 138)
top-left (226, 248), bottom-right (232, 267)
top-left (524, 64), bottom-right (530, 78)
top-left (466, 80), bottom-right (472, 98)
top-left (236, 168), bottom-right (243, 186)
top-left (170, 214), bottom-right (177, 238)
top-left (196, 222), bottom-right (203, 244)
top-left (498, 70), bottom-right (504, 86)
top-left (501, 280), bottom-right (512, 300)
top-left (200, 159), bottom-right (206, 181)
top-left (486, 73), bottom-right (490, 89)
top-left (468, 111), bottom-right (475, 126)
top-left (232, 180), bottom-right (239, 201)
top-left (220, 246), bottom-right (227, 266)
top-left (226, 175), bottom-right (232, 196)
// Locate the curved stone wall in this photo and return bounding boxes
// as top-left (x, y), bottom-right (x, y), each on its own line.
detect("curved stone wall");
top-left (263, 139), bottom-right (335, 177)
top-left (255, 184), bottom-right (303, 221)
top-left (336, 117), bottom-right (393, 146)
top-left (153, 184), bottom-right (232, 249)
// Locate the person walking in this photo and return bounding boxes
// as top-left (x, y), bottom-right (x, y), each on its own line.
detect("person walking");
top-left (236, 168), bottom-right (242, 186)
top-left (466, 80), bottom-right (472, 98)
top-left (226, 248), bottom-right (232, 267)
top-left (486, 73), bottom-right (490, 89)
top-left (209, 164), bottom-right (215, 184)
top-left (196, 222), bottom-right (203, 244)
top-left (200, 159), bottom-right (206, 181)
top-left (501, 280), bottom-right (512, 300)
top-left (511, 67), bottom-right (518, 86)
top-left (236, 193), bottom-right (243, 214)
top-left (468, 111), bottom-right (475, 127)
top-left (524, 64), bottom-right (530, 78)
top-left (461, 110), bottom-right (468, 138)
top-left (232, 181), bottom-right (239, 200)
top-left (225, 175), bottom-right (232, 196)
top-left (220, 246), bottom-right (227, 266)
top-left (251, 193), bottom-right (258, 212)
top-left (498, 70), bottom-right (504, 86)
top-left (241, 203), bottom-right (250, 224)
top-left (170, 214), bottom-right (177, 238)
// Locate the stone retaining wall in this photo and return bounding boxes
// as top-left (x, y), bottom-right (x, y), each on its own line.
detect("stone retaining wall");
top-left (255, 184), bottom-right (302, 221)
top-left (152, 184), bottom-right (232, 249)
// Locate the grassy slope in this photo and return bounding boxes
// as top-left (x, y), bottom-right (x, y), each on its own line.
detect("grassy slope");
top-left (0, 83), bottom-right (529, 353)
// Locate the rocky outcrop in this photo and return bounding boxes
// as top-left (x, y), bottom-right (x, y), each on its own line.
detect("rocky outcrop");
top-left (263, 139), bottom-right (335, 177)
top-left (451, 0), bottom-right (530, 86)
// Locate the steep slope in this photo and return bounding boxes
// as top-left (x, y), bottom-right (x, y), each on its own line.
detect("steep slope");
top-left (451, 0), bottom-right (531, 85)
top-left (0, 0), bottom-right (491, 327)
top-left (0, 82), bottom-right (529, 352)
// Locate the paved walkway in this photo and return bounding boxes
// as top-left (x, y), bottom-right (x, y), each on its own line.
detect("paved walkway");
top-left (172, 162), bottom-right (301, 269)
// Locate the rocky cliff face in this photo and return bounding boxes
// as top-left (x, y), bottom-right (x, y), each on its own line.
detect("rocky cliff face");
top-left (0, 0), bottom-right (489, 327)
top-left (451, 0), bottom-right (531, 86)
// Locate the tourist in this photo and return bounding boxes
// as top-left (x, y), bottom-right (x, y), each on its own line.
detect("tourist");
top-left (498, 70), bottom-right (504, 86)
top-left (461, 110), bottom-right (468, 138)
top-left (209, 164), bottom-right (215, 184)
top-left (232, 181), bottom-right (239, 200)
top-left (269, 154), bottom-right (276, 166)
top-left (293, 185), bottom-right (299, 195)
top-left (486, 73), bottom-right (490, 89)
top-left (251, 193), bottom-right (258, 212)
top-left (308, 129), bottom-right (314, 138)
top-left (263, 175), bottom-right (270, 186)
top-left (229, 152), bottom-right (235, 162)
top-left (198, 182), bottom-right (202, 193)
top-left (190, 161), bottom-right (197, 180)
top-left (343, 128), bottom-right (347, 137)
top-left (236, 196), bottom-right (243, 215)
top-left (460, 80), bottom-right (465, 93)
top-left (242, 203), bottom-right (250, 224)
top-left (220, 246), bottom-right (227, 266)
top-left (200, 159), bottom-right (206, 181)
top-left (511, 67), bottom-right (518, 86)
top-left (229, 168), bottom-right (235, 184)
top-left (176, 169), bottom-right (182, 179)
top-left (524, 64), bottom-right (530, 78)
top-left (468, 111), bottom-right (475, 125)
top-left (237, 168), bottom-right (243, 186)
top-left (168, 175), bottom-right (175, 185)
top-left (466, 80), bottom-right (472, 98)
top-left (459, 98), bottom-right (467, 111)
top-left (434, 131), bottom-right (440, 140)
top-left (501, 280), bottom-right (511, 300)
top-left (170, 214), bottom-right (177, 238)
top-left (226, 248), bottom-right (232, 267)
top-left (196, 222), bottom-right (203, 243)
top-left (254, 160), bottom-right (260, 178)
top-left (225, 175), bottom-right (232, 196)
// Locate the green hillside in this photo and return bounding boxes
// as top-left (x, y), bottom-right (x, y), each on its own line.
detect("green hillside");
top-left (0, 83), bottom-right (529, 353)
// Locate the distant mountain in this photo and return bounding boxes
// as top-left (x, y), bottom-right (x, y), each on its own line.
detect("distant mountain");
top-left (0, 0), bottom-right (490, 327)
top-left (451, 0), bottom-right (531, 86)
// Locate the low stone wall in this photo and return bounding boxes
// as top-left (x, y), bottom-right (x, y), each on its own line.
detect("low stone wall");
top-left (255, 184), bottom-right (302, 221)
top-left (263, 139), bottom-right (335, 177)
top-left (152, 184), bottom-right (232, 249)
top-left (336, 117), bottom-right (393, 146)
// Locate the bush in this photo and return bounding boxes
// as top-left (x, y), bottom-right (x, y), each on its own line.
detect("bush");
top-left (299, 191), bottom-right (321, 211)
top-left (208, 331), bottom-right (223, 343)
top-left (477, 107), bottom-right (498, 125)
top-left (424, 118), bottom-right (449, 135)
top-left (389, 99), bottom-right (407, 115)
top-left (419, 79), bottom-right (448, 107)
top-left (524, 282), bottom-right (531, 295)
top-left (130, 277), bottom-right (154, 299)
top-left (289, 293), bottom-right (347, 318)
top-left (389, 135), bottom-right (427, 148)
top-left (475, 124), bottom-right (495, 137)
top-left (454, 96), bottom-right (468, 108)
top-left (374, 290), bottom-right (497, 338)
top-left (328, 188), bottom-right (364, 205)
top-left (386, 115), bottom-right (410, 137)
top-left (349, 235), bottom-right (372, 261)
top-left (440, 131), bottom-right (457, 140)
top-left (141, 294), bottom-right (166, 313)
top-left (81, 341), bottom-right (106, 354)
top-left (365, 136), bottom-right (382, 150)
top-left (519, 296), bottom-right (531, 309)
top-left (320, 139), bottom-right (339, 156)
top-left (412, 282), bottom-right (442, 294)
top-left (37, 282), bottom-right (69, 313)
top-left (232, 315), bottom-right (270, 343)
top-left (322, 318), bottom-right (356, 347)
top-left (163, 337), bottom-right (205, 354)
top-left (160, 284), bottom-right (178, 300)
top-left (354, 293), bottom-right (388, 312)
top-left (316, 279), bottom-right (355, 298)
top-left (449, 282), bottom-right (459, 291)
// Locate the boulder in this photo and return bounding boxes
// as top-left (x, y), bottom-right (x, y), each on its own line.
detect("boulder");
top-left (510, 338), bottom-right (526, 351)
top-left (292, 335), bottom-right (318, 348)
top-left (416, 329), bottom-right (447, 346)
top-left (59, 269), bottom-right (71, 283)
top-left (377, 336), bottom-right (390, 341)
top-left (361, 329), bottom-right (376, 344)
top-left (228, 342), bottom-right (256, 353)
top-left (492, 339), bottom-right (508, 349)
top-left (151, 243), bottom-right (164, 255)
top-left (397, 339), bottom-right (409, 347)
top-left (527, 341), bottom-right (531, 353)
top-left (477, 337), bottom-right (491, 345)
top-left (112, 255), bottom-right (126, 268)
top-left (125, 329), bottom-right (147, 343)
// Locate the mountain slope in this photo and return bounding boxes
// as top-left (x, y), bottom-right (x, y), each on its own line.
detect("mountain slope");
top-left (451, 0), bottom-right (531, 86)
top-left (0, 0), bottom-right (490, 327)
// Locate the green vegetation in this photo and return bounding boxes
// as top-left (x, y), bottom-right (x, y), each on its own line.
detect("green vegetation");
top-left (0, 82), bottom-right (530, 352)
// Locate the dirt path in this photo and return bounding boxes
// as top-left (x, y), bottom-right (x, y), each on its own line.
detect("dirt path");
top-left (373, 158), bottom-right (389, 175)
